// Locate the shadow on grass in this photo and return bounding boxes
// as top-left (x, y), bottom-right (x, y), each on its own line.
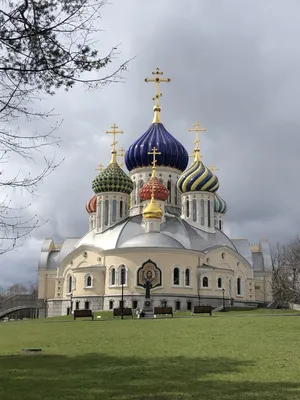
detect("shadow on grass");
top-left (0, 353), bottom-right (299, 400)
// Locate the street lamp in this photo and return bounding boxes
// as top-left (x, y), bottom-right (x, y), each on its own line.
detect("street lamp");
top-left (222, 288), bottom-right (225, 311)
top-left (120, 266), bottom-right (125, 320)
top-left (70, 291), bottom-right (73, 315)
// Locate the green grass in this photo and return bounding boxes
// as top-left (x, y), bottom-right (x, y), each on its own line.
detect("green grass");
top-left (0, 313), bottom-right (300, 399)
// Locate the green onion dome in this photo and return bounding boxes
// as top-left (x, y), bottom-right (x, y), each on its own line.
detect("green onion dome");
top-left (92, 151), bottom-right (133, 195)
top-left (214, 193), bottom-right (227, 214)
top-left (177, 151), bottom-right (219, 194)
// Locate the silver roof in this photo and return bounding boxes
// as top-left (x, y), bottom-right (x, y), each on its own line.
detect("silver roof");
top-left (253, 252), bottom-right (264, 272)
top-left (75, 215), bottom-right (236, 252)
top-left (232, 239), bottom-right (253, 267)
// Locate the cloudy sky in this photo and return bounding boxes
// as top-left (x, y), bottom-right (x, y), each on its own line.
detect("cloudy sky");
top-left (1, 0), bottom-right (300, 287)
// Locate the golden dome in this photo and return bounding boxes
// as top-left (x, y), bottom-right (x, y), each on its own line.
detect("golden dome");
top-left (142, 197), bottom-right (163, 219)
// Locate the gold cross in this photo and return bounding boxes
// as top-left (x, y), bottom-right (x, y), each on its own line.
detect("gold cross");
top-left (188, 122), bottom-right (206, 150)
top-left (95, 163), bottom-right (104, 172)
top-left (106, 124), bottom-right (123, 152)
top-left (145, 68), bottom-right (171, 108)
top-left (118, 146), bottom-right (125, 168)
top-left (148, 146), bottom-right (161, 168)
top-left (210, 164), bottom-right (219, 173)
top-left (189, 151), bottom-right (203, 161)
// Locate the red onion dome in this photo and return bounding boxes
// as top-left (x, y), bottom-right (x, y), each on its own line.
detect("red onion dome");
top-left (139, 177), bottom-right (169, 201)
top-left (85, 195), bottom-right (97, 213)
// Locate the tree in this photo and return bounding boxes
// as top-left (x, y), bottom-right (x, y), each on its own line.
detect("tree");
top-left (0, 0), bottom-right (129, 253)
top-left (272, 236), bottom-right (300, 307)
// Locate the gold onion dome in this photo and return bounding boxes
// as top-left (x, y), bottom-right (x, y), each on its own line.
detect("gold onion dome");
top-left (142, 196), bottom-right (163, 219)
top-left (177, 150), bottom-right (219, 194)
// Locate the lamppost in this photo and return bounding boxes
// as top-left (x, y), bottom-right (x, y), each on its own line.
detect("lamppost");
top-left (222, 288), bottom-right (225, 312)
top-left (198, 276), bottom-right (201, 306)
top-left (70, 291), bottom-right (73, 315)
top-left (120, 266), bottom-right (125, 320)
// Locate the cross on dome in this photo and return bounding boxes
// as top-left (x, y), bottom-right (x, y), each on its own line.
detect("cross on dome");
top-left (209, 164), bottom-right (219, 173)
top-left (106, 124), bottom-right (123, 164)
top-left (148, 146), bottom-right (161, 199)
top-left (117, 146), bottom-right (126, 169)
top-left (188, 121), bottom-right (206, 162)
top-left (145, 68), bottom-right (171, 123)
top-left (95, 163), bottom-right (104, 172)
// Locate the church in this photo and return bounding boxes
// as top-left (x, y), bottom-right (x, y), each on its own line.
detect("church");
top-left (38, 68), bottom-right (273, 317)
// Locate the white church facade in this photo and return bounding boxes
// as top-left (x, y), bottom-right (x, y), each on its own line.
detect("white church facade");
top-left (38, 69), bottom-right (273, 317)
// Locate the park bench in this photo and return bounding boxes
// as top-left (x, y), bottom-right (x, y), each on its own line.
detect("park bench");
top-left (154, 306), bottom-right (173, 317)
top-left (113, 308), bottom-right (133, 318)
top-left (73, 309), bottom-right (94, 320)
top-left (193, 305), bottom-right (213, 316)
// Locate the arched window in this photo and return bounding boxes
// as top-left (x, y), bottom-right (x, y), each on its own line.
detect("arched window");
top-left (112, 200), bottom-right (117, 222)
top-left (175, 187), bottom-right (178, 205)
top-left (124, 202), bottom-right (128, 215)
top-left (104, 199), bottom-right (109, 226)
top-left (237, 278), bottom-right (242, 295)
top-left (202, 276), bottom-right (208, 288)
top-left (85, 274), bottom-right (92, 288)
top-left (219, 220), bottom-right (222, 230)
top-left (167, 180), bottom-right (172, 203)
top-left (207, 200), bottom-right (211, 227)
top-left (133, 182), bottom-right (137, 205)
top-left (192, 199), bottom-right (197, 222)
top-left (68, 275), bottom-right (72, 293)
top-left (120, 200), bottom-right (123, 218)
top-left (200, 199), bottom-right (204, 225)
top-left (186, 199), bottom-right (189, 218)
top-left (173, 267), bottom-right (180, 285)
top-left (110, 268), bottom-right (116, 286)
top-left (217, 277), bottom-right (222, 289)
top-left (185, 269), bottom-right (190, 286)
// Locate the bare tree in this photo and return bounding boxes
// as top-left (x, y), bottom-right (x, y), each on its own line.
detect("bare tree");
top-left (0, 0), bottom-right (130, 252)
top-left (272, 236), bottom-right (300, 307)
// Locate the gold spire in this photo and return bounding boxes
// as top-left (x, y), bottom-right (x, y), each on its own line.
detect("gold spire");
top-left (188, 122), bottom-right (206, 162)
top-left (117, 146), bottom-right (125, 169)
top-left (148, 146), bottom-right (161, 178)
top-left (143, 146), bottom-right (163, 220)
top-left (145, 68), bottom-right (170, 123)
top-left (95, 163), bottom-right (104, 173)
top-left (189, 150), bottom-right (203, 162)
top-left (209, 164), bottom-right (219, 173)
top-left (106, 124), bottom-right (123, 164)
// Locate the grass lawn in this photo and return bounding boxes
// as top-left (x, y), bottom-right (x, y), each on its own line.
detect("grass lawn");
top-left (0, 313), bottom-right (300, 399)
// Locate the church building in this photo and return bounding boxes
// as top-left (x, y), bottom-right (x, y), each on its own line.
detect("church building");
top-left (38, 68), bottom-right (273, 316)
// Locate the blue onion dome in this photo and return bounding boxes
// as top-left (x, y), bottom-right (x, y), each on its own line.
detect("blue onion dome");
top-left (214, 193), bottom-right (227, 214)
top-left (92, 151), bottom-right (133, 195)
top-left (125, 119), bottom-right (189, 172)
top-left (177, 151), bottom-right (219, 193)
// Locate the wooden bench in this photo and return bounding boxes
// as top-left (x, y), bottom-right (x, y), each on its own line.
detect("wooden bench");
top-left (113, 308), bottom-right (133, 318)
top-left (193, 305), bottom-right (213, 316)
top-left (154, 306), bottom-right (173, 317)
top-left (73, 309), bottom-right (94, 320)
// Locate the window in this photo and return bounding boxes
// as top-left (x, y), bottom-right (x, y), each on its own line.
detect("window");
top-left (68, 275), bottom-right (72, 293)
top-left (221, 252), bottom-right (225, 259)
top-left (112, 200), bottom-right (117, 222)
top-left (175, 301), bottom-right (181, 311)
top-left (75, 301), bottom-right (80, 310)
top-left (192, 199), bottom-right (197, 222)
top-left (85, 275), bottom-right (92, 288)
top-left (67, 307), bottom-right (71, 315)
top-left (133, 182), bottom-right (137, 205)
top-left (175, 187), bottom-right (178, 205)
top-left (217, 277), bottom-right (222, 288)
top-left (124, 202), bottom-right (128, 215)
top-left (109, 300), bottom-right (114, 310)
top-left (237, 278), bottom-right (242, 295)
top-left (104, 199), bottom-right (109, 226)
top-left (84, 301), bottom-right (90, 310)
top-left (167, 180), bottom-right (172, 203)
top-left (187, 301), bottom-right (192, 311)
top-left (132, 300), bottom-right (138, 309)
top-left (120, 200), bottom-right (123, 218)
top-left (138, 180), bottom-right (144, 204)
top-left (110, 268), bottom-right (116, 286)
top-left (161, 300), bottom-right (167, 307)
top-left (207, 200), bottom-right (211, 227)
top-left (186, 199), bottom-right (189, 218)
top-left (219, 220), bottom-right (222, 230)
top-left (173, 267), bottom-right (180, 285)
top-left (185, 269), bottom-right (191, 286)
top-left (119, 300), bottom-right (125, 308)
top-left (200, 199), bottom-right (204, 225)
top-left (202, 277), bottom-right (208, 288)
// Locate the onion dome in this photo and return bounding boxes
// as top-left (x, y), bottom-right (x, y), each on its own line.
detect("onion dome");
top-left (139, 177), bottom-right (168, 201)
top-left (142, 196), bottom-right (163, 219)
top-left (214, 193), bottom-right (227, 214)
top-left (85, 195), bottom-right (97, 213)
top-left (92, 151), bottom-right (133, 195)
top-left (177, 151), bottom-right (219, 193)
top-left (125, 118), bottom-right (189, 172)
